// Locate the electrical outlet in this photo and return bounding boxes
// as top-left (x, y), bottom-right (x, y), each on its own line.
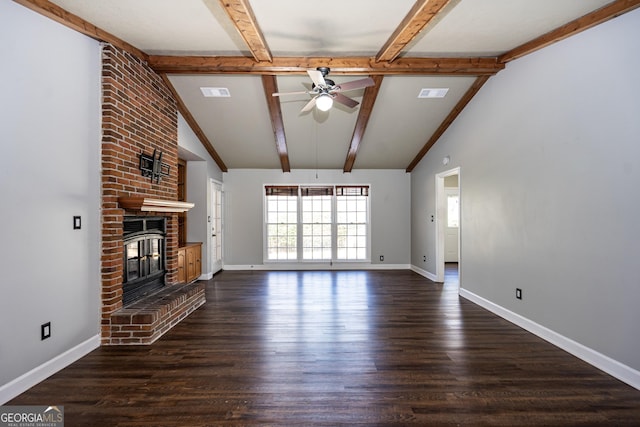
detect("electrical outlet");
top-left (41, 322), bottom-right (51, 340)
top-left (423, 255), bottom-right (426, 262)
top-left (379, 255), bottom-right (384, 262)
top-left (516, 288), bottom-right (522, 300)
top-left (73, 216), bottom-right (81, 230)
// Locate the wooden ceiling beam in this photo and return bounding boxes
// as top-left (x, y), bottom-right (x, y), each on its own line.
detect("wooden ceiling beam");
top-left (500, 0), bottom-right (640, 63)
top-left (160, 75), bottom-right (228, 172)
top-left (261, 75), bottom-right (291, 173)
top-left (376, 0), bottom-right (456, 62)
top-left (218, 0), bottom-right (272, 62)
top-left (406, 75), bottom-right (490, 172)
top-left (13, 0), bottom-right (148, 61)
top-left (149, 56), bottom-right (504, 75)
top-left (343, 76), bottom-right (384, 173)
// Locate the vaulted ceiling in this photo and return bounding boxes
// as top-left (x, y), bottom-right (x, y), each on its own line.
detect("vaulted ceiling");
top-left (16, 0), bottom-right (640, 172)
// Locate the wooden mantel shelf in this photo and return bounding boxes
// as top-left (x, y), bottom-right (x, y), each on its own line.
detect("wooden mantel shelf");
top-left (118, 197), bottom-right (194, 213)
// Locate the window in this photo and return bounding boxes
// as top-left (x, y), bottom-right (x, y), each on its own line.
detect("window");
top-left (447, 193), bottom-right (459, 228)
top-left (336, 186), bottom-right (368, 260)
top-left (265, 185), bottom-right (370, 262)
top-left (301, 187), bottom-right (333, 260)
top-left (265, 186), bottom-right (298, 260)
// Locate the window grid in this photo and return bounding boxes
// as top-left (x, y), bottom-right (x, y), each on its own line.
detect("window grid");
top-left (266, 195), bottom-right (298, 260)
top-left (302, 196), bottom-right (332, 260)
top-left (336, 196), bottom-right (368, 260)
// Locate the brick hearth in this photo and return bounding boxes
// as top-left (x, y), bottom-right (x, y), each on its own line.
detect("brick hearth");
top-left (100, 43), bottom-right (205, 345)
top-left (109, 282), bottom-right (205, 345)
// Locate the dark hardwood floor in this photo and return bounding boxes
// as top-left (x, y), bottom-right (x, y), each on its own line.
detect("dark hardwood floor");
top-left (9, 268), bottom-right (640, 426)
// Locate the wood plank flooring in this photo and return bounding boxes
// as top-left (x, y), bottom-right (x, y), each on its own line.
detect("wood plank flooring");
top-left (9, 268), bottom-right (640, 426)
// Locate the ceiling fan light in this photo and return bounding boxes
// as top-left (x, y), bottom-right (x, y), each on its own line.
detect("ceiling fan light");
top-left (316, 94), bottom-right (333, 111)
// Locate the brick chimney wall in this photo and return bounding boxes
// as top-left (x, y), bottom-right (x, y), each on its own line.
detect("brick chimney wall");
top-left (101, 44), bottom-right (179, 344)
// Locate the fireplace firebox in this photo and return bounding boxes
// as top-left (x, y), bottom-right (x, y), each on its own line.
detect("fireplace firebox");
top-left (123, 217), bottom-right (166, 306)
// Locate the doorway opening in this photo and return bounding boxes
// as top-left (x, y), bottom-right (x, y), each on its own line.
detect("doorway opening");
top-left (436, 167), bottom-right (460, 288)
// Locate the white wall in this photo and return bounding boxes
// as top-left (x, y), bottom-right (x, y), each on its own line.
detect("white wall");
top-left (0, 2), bottom-right (102, 401)
top-left (223, 169), bottom-right (411, 268)
top-left (411, 9), bottom-right (640, 383)
top-left (177, 114), bottom-right (224, 278)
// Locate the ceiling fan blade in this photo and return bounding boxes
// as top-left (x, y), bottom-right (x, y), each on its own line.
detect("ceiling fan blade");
top-left (333, 93), bottom-right (359, 109)
top-left (272, 90), bottom-right (311, 97)
top-left (307, 69), bottom-right (326, 87)
top-left (300, 97), bottom-right (317, 113)
top-left (335, 77), bottom-right (375, 92)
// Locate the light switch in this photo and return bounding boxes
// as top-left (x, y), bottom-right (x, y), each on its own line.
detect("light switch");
top-left (41, 322), bottom-right (51, 340)
top-left (73, 216), bottom-right (81, 230)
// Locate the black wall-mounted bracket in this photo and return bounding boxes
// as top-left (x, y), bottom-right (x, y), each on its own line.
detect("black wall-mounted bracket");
top-left (139, 149), bottom-right (170, 183)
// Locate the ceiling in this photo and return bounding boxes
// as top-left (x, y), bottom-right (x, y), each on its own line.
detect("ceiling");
top-left (22, 0), bottom-right (639, 172)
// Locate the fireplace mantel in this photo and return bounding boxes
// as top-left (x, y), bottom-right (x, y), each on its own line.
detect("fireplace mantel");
top-left (118, 197), bottom-right (194, 213)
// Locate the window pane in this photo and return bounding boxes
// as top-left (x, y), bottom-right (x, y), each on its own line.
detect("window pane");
top-left (276, 212), bottom-right (287, 223)
top-left (348, 248), bottom-right (356, 259)
top-left (448, 194), bottom-right (459, 228)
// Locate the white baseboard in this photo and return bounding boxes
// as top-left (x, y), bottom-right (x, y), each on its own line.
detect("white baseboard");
top-left (459, 288), bottom-right (640, 391)
top-left (410, 265), bottom-right (438, 282)
top-left (198, 271), bottom-right (213, 281)
top-left (224, 263), bottom-right (410, 271)
top-left (0, 334), bottom-right (100, 405)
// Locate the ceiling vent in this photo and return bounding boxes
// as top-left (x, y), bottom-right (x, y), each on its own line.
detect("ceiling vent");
top-left (200, 87), bottom-right (231, 97)
top-left (418, 88), bottom-right (449, 99)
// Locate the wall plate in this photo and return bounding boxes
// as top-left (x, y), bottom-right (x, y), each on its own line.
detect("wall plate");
top-left (41, 322), bottom-right (51, 340)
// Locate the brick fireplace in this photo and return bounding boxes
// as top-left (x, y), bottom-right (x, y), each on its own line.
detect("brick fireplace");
top-left (101, 44), bottom-right (205, 345)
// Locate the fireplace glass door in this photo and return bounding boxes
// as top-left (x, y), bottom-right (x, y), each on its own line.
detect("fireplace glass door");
top-left (148, 237), bottom-right (162, 275)
top-left (122, 216), bottom-right (166, 305)
top-left (125, 236), bottom-right (163, 282)
top-left (126, 240), bottom-right (142, 282)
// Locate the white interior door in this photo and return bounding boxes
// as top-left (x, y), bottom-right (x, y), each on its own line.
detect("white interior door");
top-left (211, 180), bottom-right (223, 274)
top-left (444, 188), bottom-right (459, 262)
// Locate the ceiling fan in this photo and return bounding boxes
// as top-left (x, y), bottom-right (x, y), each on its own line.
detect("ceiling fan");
top-left (272, 67), bottom-right (375, 112)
